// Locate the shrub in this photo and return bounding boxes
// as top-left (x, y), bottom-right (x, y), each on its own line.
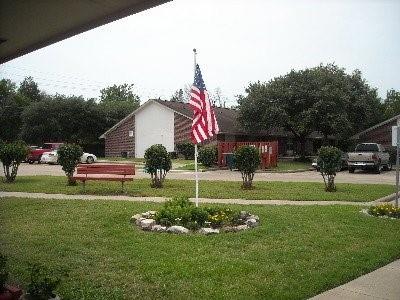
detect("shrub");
top-left (168, 151), bottom-right (178, 159)
top-left (317, 146), bottom-right (342, 192)
top-left (26, 264), bottom-right (65, 300)
top-left (57, 144), bottom-right (83, 186)
top-left (0, 141), bottom-right (29, 183)
top-left (234, 146), bottom-right (260, 189)
top-left (0, 253), bottom-right (8, 291)
top-left (144, 144), bottom-right (172, 188)
top-left (368, 203), bottom-right (400, 218)
top-left (198, 146), bottom-right (217, 167)
top-left (176, 142), bottom-right (195, 160)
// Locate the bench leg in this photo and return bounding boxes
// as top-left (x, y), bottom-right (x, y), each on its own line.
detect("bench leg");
top-left (83, 180), bottom-right (86, 193)
top-left (121, 181), bottom-right (125, 193)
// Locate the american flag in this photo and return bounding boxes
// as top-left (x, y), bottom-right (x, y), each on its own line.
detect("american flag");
top-left (188, 64), bottom-right (219, 144)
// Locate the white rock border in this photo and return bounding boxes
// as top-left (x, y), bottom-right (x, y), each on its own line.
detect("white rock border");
top-left (361, 208), bottom-right (400, 220)
top-left (130, 210), bottom-right (260, 235)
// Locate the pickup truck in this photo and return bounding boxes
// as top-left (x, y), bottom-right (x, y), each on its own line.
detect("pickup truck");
top-left (347, 143), bottom-right (391, 174)
top-left (27, 143), bottom-right (63, 164)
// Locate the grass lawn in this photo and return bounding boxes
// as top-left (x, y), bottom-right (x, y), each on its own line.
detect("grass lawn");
top-left (1, 198), bottom-right (400, 299)
top-left (176, 163), bottom-right (208, 171)
top-left (0, 176), bottom-right (394, 202)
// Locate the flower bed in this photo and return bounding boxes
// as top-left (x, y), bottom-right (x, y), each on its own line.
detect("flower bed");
top-left (365, 203), bottom-right (400, 219)
top-left (130, 197), bottom-right (259, 234)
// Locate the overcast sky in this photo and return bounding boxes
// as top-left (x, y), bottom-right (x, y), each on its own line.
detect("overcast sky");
top-left (1, 0), bottom-right (399, 105)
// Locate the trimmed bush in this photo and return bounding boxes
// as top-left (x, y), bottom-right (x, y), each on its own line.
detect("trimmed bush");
top-left (198, 146), bottom-right (217, 167)
top-left (0, 141), bottom-right (29, 183)
top-left (26, 264), bottom-right (64, 300)
top-left (144, 144), bottom-right (172, 188)
top-left (176, 142), bottom-right (195, 160)
top-left (317, 146), bottom-right (342, 192)
top-left (234, 146), bottom-right (260, 189)
top-left (57, 144), bottom-right (83, 186)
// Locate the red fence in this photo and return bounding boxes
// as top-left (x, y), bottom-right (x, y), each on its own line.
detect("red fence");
top-left (217, 141), bottom-right (278, 169)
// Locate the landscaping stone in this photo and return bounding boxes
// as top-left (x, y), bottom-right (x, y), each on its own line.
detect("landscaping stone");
top-left (135, 217), bottom-right (145, 226)
top-left (239, 211), bottom-right (250, 219)
top-left (199, 227), bottom-right (219, 235)
top-left (139, 218), bottom-right (155, 230)
top-left (248, 214), bottom-right (260, 221)
top-left (142, 211), bottom-right (157, 218)
top-left (167, 226), bottom-right (189, 234)
top-left (245, 218), bottom-right (259, 228)
top-left (221, 226), bottom-right (236, 233)
top-left (151, 225), bottom-right (167, 232)
top-left (235, 224), bottom-right (249, 231)
top-left (130, 214), bottom-right (142, 223)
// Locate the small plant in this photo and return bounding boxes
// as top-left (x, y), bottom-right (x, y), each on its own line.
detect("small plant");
top-left (26, 264), bottom-right (65, 300)
top-left (144, 144), bottom-right (172, 188)
top-left (57, 143), bottom-right (83, 186)
top-left (198, 146), bottom-right (217, 167)
top-left (234, 146), bottom-right (260, 189)
top-left (176, 142), bottom-right (195, 160)
top-left (0, 141), bottom-right (29, 183)
top-left (368, 203), bottom-right (400, 218)
top-left (317, 146), bottom-right (342, 192)
top-left (0, 253), bottom-right (8, 292)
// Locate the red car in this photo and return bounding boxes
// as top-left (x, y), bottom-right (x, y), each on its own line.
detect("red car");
top-left (27, 143), bottom-right (64, 164)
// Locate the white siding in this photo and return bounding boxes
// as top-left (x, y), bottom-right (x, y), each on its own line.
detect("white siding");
top-left (135, 102), bottom-right (174, 158)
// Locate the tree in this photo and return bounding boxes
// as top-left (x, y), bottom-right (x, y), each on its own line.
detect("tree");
top-left (238, 64), bottom-right (384, 156)
top-left (100, 83), bottom-right (140, 104)
top-left (209, 87), bottom-right (227, 107)
top-left (383, 89), bottom-right (400, 119)
top-left (234, 146), bottom-right (260, 189)
top-left (99, 83), bottom-right (140, 129)
top-left (198, 146), bottom-right (217, 167)
top-left (317, 146), bottom-right (342, 192)
top-left (0, 141), bottom-right (29, 183)
top-left (21, 95), bottom-right (106, 145)
top-left (171, 89), bottom-right (184, 102)
top-left (0, 79), bottom-right (29, 141)
top-left (144, 144), bottom-right (172, 188)
top-left (57, 144), bottom-right (83, 185)
top-left (18, 76), bottom-right (42, 102)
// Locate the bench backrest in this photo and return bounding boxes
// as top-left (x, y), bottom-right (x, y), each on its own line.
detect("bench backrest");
top-left (76, 164), bottom-right (135, 176)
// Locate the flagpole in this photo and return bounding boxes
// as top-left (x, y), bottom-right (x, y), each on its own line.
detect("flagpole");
top-left (193, 48), bottom-right (199, 207)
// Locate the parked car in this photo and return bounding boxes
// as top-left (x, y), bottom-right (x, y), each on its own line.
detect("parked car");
top-left (312, 152), bottom-right (348, 171)
top-left (27, 143), bottom-right (64, 164)
top-left (347, 143), bottom-right (391, 174)
top-left (40, 150), bottom-right (97, 164)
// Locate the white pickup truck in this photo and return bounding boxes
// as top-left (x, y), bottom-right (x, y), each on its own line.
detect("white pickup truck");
top-left (347, 143), bottom-right (391, 174)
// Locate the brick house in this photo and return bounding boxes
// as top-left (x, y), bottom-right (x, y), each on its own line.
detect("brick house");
top-left (100, 99), bottom-right (332, 157)
top-left (351, 114), bottom-right (400, 149)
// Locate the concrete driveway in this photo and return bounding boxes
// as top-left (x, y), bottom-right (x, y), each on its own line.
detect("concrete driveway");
top-left (12, 162), bottom-right (396, 185)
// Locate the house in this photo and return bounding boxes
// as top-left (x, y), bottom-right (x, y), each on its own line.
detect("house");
top-left (351, 114), bottom-right (400, 149)
top-left (100, 99), bottom-right (332, 158)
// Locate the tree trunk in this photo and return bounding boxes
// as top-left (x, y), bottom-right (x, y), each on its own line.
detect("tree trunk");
top-left (151, 172), bottom-right (163, 188)
top-left (67, 175), bottom-right (77, 186)
top-left (325, 175), bottom-right (336, 192)
top-left (241, 173), bottom-right (253, 189)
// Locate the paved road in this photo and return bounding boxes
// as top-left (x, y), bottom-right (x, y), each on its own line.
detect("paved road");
top-left (13, 162), bottom-right (396, 185)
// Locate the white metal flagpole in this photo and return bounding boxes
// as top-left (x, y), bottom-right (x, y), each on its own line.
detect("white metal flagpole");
top-left (193, 48), bottom-right (199, 207)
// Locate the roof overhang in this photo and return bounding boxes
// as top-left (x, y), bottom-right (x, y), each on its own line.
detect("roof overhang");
top-left (0, 0), bottom-right (171, 64)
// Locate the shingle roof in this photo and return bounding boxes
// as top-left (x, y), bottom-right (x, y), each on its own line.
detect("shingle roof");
top-left (153, 99), bottom-right (241, 134)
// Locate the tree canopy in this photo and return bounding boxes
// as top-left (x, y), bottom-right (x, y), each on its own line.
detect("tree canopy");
top-left (238, 64), bottom-right (384, 155)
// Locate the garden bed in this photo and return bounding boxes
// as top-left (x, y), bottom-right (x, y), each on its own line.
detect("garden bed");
top-left (131, 198), bottom-right (259, 234)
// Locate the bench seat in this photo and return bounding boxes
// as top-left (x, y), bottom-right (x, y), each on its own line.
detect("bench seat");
top-left (72, 164), bottom-right (135, 191)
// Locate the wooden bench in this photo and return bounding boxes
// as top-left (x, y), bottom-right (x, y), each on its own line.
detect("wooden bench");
top-left (73, 164), bottom-right (135, 191)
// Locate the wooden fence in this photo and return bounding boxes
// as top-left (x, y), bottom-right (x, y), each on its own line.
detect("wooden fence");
top-left (217, 141), bottom-right (278, 169)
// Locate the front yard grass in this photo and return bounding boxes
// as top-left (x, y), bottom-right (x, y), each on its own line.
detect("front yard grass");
top-left (268, 160), bottom-right (311, 171)
top-left (1, 198), bottom-right (400, 299)
top-left (0, 176), bottom-right (394, 202)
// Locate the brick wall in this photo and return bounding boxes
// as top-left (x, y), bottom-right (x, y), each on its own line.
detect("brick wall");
top-left (105, 115), bottom-right (135, 157)
top-left (174, 113), bottom-right (191, 146)
top-left (359, 120), bottom-right (395, 149)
